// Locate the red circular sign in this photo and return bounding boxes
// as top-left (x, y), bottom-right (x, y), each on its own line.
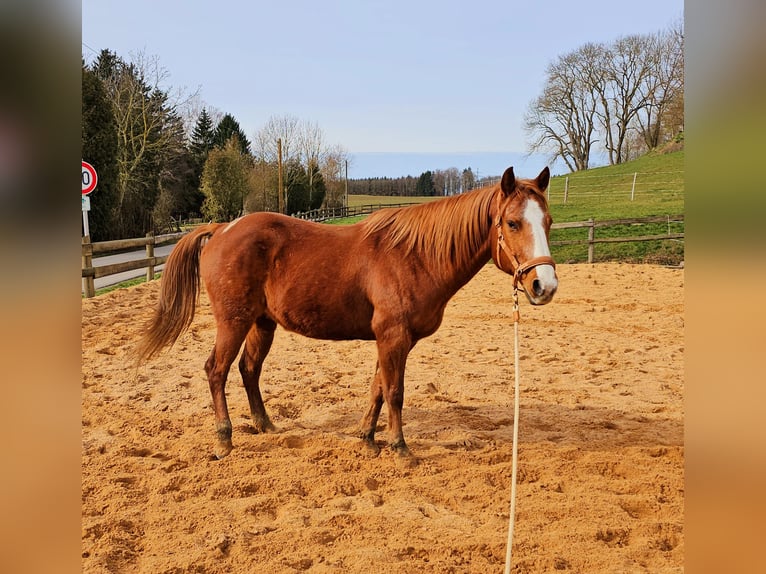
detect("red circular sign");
top-left (82, 161), bottom-right (98, 195)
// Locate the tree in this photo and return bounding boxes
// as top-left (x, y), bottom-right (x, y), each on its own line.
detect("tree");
top-left (152, 109), bottom-right (199, 229)
top-left (81, 62), bottom-right (119, 241)
top-left (190, 108), bottom-right (216, 162)
top-left (416, 171), bottom-right (435, 196)
top-left (461, 168), bottom-right (476, 191)
top-left (599, 35), bottom-right (656, 165)
top-left (524, 43), bottom-right (602, 172)
top-left (321, 146), bottom-right (347, 208)
top-left (525, 21), bottom-right (684, 171)
top-left (213, 113), bottom-right (251, 157)
top-left (285, 161), bottom-right (309, 214)
top-left (200, 137), bottom-right (252, 221)
top-left (254, 114), bottom-right (301, 164)
top-left (307, 162), bottom-right (326, 210)
top-left (184, 107), bottom-right (216, 214)
top-left (634, 21), bottom-right (685, 151)
top-left (91, 49), bottom-right (187, 237)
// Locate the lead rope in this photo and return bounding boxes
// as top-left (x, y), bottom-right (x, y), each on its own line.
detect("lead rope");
top-left (503, 285), bottom-right (521, 574)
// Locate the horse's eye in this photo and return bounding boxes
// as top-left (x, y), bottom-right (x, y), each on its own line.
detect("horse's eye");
top-left (507, 220), bottom-right (519, 231)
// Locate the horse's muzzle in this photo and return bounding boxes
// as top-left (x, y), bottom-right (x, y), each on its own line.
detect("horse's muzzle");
top-left (525, 266), bottom-right (558, 305)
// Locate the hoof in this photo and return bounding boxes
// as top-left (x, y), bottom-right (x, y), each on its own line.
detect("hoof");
top-left (252, 420), bottom-right (277, 434)
top-left (213, 441), bottom-right (233, 460)
top-left (390, 440), bottom-right (418, 466)
top-left (360, 438), bottom-right (381, 457)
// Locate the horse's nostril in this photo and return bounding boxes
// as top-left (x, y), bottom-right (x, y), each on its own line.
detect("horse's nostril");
top-left (532, 279), bottom-right (543, 296)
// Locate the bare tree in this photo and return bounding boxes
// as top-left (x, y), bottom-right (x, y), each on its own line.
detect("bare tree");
top-left (634, 20), bottom-right (685, 151)
top-left (320, 144), bottom-right (349, 208)
top-left (254, 114), bottom-right (301, 164)
top-left (526, 22), bottom-right (685, 171)
top-left (525, 44), bottom-right (602, 171)
top-left (598, 35), bottom-right (657, 164)
top-left (93, 49), bottom-right (196, 236)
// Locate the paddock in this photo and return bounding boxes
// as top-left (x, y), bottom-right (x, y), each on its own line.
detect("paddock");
top-left (81, 263), bottom-right (683, 573)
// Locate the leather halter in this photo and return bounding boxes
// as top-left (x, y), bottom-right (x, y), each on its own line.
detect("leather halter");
top-left (493, 193), bottom-right (556, 290)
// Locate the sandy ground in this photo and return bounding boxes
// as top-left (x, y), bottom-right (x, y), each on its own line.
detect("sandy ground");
top-left (81, 263), bottom-right (684, 573)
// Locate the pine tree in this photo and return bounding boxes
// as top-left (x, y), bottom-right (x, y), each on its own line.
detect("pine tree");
top-left (285, 161), bottom-right (309, 215)
top-left (307, 163), bottom-right (326, 210)
top-left (81, 63), bottom-right (119, 241)
top-left (213, 113), bottom-right (252, 157)
top-left (190, 108), bottom-right (215, 159)
top-left (416, 171), bottom-right (435, 196)
top-left (188, 108), bottom-right (216, 208)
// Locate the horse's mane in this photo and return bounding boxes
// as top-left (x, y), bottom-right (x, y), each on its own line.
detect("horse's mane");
top-left (361, 185), bottom-right (497, 273)
top-left (361, 179), bottom-right (550, 275)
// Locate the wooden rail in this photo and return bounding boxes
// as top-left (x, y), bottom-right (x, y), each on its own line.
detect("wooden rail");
top-left (550, 214), bottom-right (684, 263)
top-left (292, 202), bottom-right (424, 222)
top-left (81, 232), bottom-right (187, 298)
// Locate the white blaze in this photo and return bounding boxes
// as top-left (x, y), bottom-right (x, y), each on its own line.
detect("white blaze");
top-left (523, 199), bottom-right (557, 286)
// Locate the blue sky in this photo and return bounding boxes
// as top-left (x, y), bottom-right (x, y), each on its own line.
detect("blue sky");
top-left (82, 1), bottom-right (683, 177)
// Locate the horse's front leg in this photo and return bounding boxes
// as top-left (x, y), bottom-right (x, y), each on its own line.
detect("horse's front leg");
top-left (374, 325), bottom-right (415, 461)
top-left (239, 321), bottom-right (277, 434)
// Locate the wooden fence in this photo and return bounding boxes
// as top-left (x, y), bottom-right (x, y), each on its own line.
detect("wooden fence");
top-left (81, 232), bottom-right (186, 298)
top-left (550, 214), bottom-right (684, 263)
top-left (81, 213), bottom-right (683, 298)
top-left (292, 202), bottom-right (423, 222)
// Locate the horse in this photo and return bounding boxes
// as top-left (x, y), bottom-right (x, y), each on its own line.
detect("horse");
top-left (136, 166), bottom-right (558, 461)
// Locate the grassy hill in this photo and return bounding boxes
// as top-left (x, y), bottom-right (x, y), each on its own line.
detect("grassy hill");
top-left (547, 150), bottom-right (683, 263)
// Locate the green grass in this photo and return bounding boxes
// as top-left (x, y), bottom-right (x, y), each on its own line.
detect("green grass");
top-left (347, 195), bottom-right (440, 208)
top-left (548, 150), bottom-right (683, 221)
top-left (83, 273), bottom-right (162, 298)
top-left (546, 150), bottom-right (684, 263)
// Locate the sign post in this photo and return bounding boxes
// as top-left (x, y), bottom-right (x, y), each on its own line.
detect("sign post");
top-left (82, 161), bottom-right (97, 237)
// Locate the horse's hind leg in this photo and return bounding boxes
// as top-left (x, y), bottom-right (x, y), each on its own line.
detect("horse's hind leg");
top-left (239, 319), bottom-right (277, 434)
top-left (358, 361), bottom-right (384, 455)
top-left (205, 320), bottom-right (249, 459)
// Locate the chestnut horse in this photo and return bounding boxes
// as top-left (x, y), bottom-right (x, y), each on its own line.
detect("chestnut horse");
top-left (136, 166), bottom-right (558, 460)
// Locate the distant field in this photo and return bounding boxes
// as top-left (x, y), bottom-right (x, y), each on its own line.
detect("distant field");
top-left (346, 195), bottom-right (441, 208)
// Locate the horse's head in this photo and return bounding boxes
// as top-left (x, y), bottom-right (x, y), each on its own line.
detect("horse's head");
top-left (490, 166), bottom-right (558, 305)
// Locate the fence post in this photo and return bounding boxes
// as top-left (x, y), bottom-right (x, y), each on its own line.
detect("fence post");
top-left (564, 177), bottom-right (569, 204)
top-left (145, 232), bottom-right (155, 282)
top-left (631, 172), bottom-right (637, 201)
top-left (82, 235), bottom-right (96, 298)
top-left (587, 219), bottom-right (595, 263)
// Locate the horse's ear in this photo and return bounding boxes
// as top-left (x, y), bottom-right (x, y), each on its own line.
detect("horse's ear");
top-left (536, 166), bottom-right (550, 191)
top-left (500, 166), bottom-right (516, 196)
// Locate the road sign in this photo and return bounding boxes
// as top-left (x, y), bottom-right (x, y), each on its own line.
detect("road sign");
top-left (82, 161), bottom-right (98, 195)
top-left (82, 195), bottom-right (91, 211)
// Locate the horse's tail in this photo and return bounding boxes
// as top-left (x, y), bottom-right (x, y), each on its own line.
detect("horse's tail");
top-left (135, 223), bottom-right (221, 364)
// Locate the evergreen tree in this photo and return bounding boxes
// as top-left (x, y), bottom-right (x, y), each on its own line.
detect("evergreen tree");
top-left (81, 63), bottom-right (119, 241)
top-left (307, 162), bottom-right (326, 210)
top-left (285, 161), bottom-right (309, 214)
top-left (153, 109), bottom-right (200, 228)
top-left (416, 170), bottom-right (435, 196)
top-left (187, 108), bottom-right (216, 212)
top-left (213, 113), bottom-right (252, 157)
top-left (190, 108), bottom-right (215, 158)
